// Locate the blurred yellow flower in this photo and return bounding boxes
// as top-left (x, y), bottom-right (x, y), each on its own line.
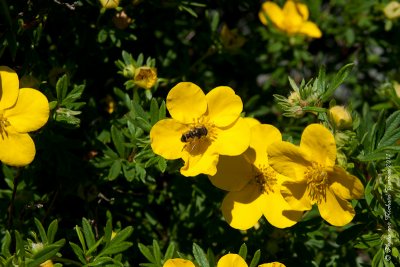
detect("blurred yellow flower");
top-left (150, 82), bottom-right (250, 176)
top-left (99, 0), bottom-right (119, 9)
top-left (164, 259), bottom-right (195, 267)
top-left (209, 122), bottom-right (303, 230)
top-left (164, 254), bottom-right (285, 267)
top-left (40, 260), bottom-right (54, 267)
top-left (383, 1), bottom-right (400, 19)
top-left (328, 106), bottom-right (352, 130)
top-left (268, 124), bottom-right (364, 226)
top-left (0, 66), bottom-right (49, 166)
top-left (134, 66), bottom-right (157, 89)
top-left (258, 0), bottom-right (322, 38)
top-left (220, 24), bottom-right (246, 51)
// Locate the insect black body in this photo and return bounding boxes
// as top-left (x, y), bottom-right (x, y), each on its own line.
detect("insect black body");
top-left (181, 126), bottom-right (208, 142)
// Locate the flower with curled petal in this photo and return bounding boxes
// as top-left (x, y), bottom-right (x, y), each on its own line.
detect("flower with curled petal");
top-left (267, 124), bottom-right (364, 226)
top-left (209, 120), bottom-right (303, 230)
top-left (259, 0), bottom-right (322, 38)
top-left (150, 82), bottom-right (250, 177)
top-left (0, 66), bottom-right (49, 166)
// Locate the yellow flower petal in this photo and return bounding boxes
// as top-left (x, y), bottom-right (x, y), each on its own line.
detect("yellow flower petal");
top-left (166, 82), bottom-right (207, 123)
top-left (259, 263), bottom-right (286, 267)
top-left (205, 86), bottom-right (243, 127)
top-left (300, 124), bottom-right (336, 167)
top-left (282, 0), bottom-right (303, 32)
top-left (208, 155), bottom-right (253, 192)
top-left (0, 66), bottom-right (19, 110)
top-left (318, 188), bottom-right (355, 226)
top-left (296, 2), bottom-right (309, 20)
top-left (221, 183), bottom-right (263, 230)
top-left (150, 119), bottom-right (187, 160)
top-left (217, 254), bottom-right (248, 267)
top-left (268, 141), bottom-right (311, 180)
top-left (298, 21), bottom-right (322, 38)
top-left (243, 117), bottom-right (260, 128)
top-left (5, 88), bottom-right (49, 133)
top-left (259, 2), bottom-right (284, 28)
top-left (0, 128), bottom-right (35, 166)
top-left (214, 117), bottom-right (250, 156)
top-left (280, 181), bottom-right (312, 210)
top-left (328, 166), bottom-right (364, 199)
top-left (260, 188), bottom-right (303, 228)
top-left (250, 124), bottom-right (281, 165)
top-left (163, 259), bottom-right (195, 267)
top-left (180, 145), bottom-right (219, 176)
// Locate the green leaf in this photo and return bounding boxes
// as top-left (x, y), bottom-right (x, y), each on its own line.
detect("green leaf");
top-left (62, 84), bottom-right (85, 105)
top-left (69, 242), bottom-right (87, 264)
top-left (150, 98), bottom-right (159, 126)
top-left (15, 231), bottom-right (25, 258)
top-left (164, 243), bottom-right (175, 261)
top-left (206, 248), bottom-right (215, 267)
top-left (321, 63), bottom-right (354, 101)
top-left (88, 257), bottom-right (117, 266)
top-left (193, 243), bottom-right (209, 267)
top-left (75, 225), bottom-right (87, 252)
top-left (152, 240), bottom-right (162, 267)
top-left (238, 243), bottom-right (247, 260)
top-left (157, 157), bottom-right (167, 173)
top-left (248, 249), bottom-right (260, 267)
top-left (34, 218), bottom-right (48, 244)
top-left (47, 219), bottom-right (58, 244)
top-left (159, 100), bottom-right (166, 120)
top-left (82, 218), bottom-right (96, 251)
top-left (111, 125), bottom-right (125, 158)
top-left (86, 238), bottom-right (104, 256)
top-left (378, 111), bottom-right (400, 148)
top-left (1, 231), bottom-right (12, 258)
top-left (354, 233), bottom-right (382, 249)
top-left (56, 74), bottom-right (69, 103)
top-left (138, 243), bottom-right (156, 263)
top-left (108, 160), bottom-right (122, 181)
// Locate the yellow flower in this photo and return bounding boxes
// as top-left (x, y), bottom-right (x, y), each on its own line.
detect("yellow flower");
top-left (99, 0), bottom-right (119, 9)
top-left (209, 121), bottom-right (303, 230)
top-left (383, 1), bottom-right (400, 19)
top-left (150, 82), bottom-right (250, 177)
top-left (134, 66), bottom-right (157, 89)
top-left (164, 254), bottom-right (285, 267)
top-left (40, 260), bottom-right (54, 267)
top-left (267, 124), bottom-right (364, 226)
top-left (164, 259), bottom-right (195, 267)
top-left (258, 0), bottom-right (322, 38)
top-left (0, 66), bottom-right (49, 166)
top-left (220, 24), bottom-right (246, 51)
top-left (328, 106), bottom-right (352, 130)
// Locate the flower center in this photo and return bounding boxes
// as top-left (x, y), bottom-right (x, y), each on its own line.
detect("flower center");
top-left (181, 118), bottom-right (216, 155)
top-left (304, 162), bottom-right (328, 204)
top-left (252, 164), bottom-right (277, 194)
top-left (0, 114), bottom-right (10, 139)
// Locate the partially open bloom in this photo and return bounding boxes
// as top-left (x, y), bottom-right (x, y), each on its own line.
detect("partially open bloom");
top-left (268, 124), bottom-right (364, 226)
top-left (383, 1), bottom-right (400, 19)
top-left (164, 254), bottom-right (285, 267)
top-left (0, 66), bottom-right (49, 166)
top-left (99, 0), bottom-right (119, 9)
top-left (328, 106), bottom-right (352, 130)
top-left (209, 122), bottom-right (303, 230)
top-left (134, 66), bottom-right (157, 89)
top-left (258, 0), bottom-right (322, 38)
top-left (150, 82), bottom-right (250, 176)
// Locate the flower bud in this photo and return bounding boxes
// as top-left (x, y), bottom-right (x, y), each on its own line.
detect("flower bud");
top-left (40, 260), bottom-right (54, 267)
top-left (329, 106), bottom-right (352, 129)
top-left (113, 11), bottom-right (133, 30)
top-left (383, 1), bottom-right (400, 19)
top-left (134, 67), bottom-right (157, 89)
top-left (99, 0), bottom-right (119, 9)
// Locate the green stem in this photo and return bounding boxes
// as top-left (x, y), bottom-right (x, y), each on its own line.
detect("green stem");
top-left (7, 167), bottom-right (22, 228)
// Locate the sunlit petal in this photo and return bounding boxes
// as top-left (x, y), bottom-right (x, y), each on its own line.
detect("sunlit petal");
top-left (180, 146), bottom-right (219, 176)
top-left (281, 181), bottom-right (312, 210)
top-left (0, 66), bottom-right (19, 110)
top-left (260, 189), bottom-right (303, 228)
top-left (166, 82), bottom-right (207, 123)
top-left (318, 189), bottom-right (355, 226)
top-left (221, 183), bottom-right (262, 230)
top-left (208, 155), bottom-right (252, 192)
top-left (214, 117), bottom-right (250, 156)
top-left (250, 124), bottom-right (281, 166)
top-left (300, 124), bottom-right (336, 167)
top-left (150, 119), bottom-right (186, 160)
top-left (259, 263), bottom-right (286, 267)
top-left (0, 128), bottom-right (35, 166)
top-left (206, 86), bottom-right (242, 127)
top-left (5, 88), bottom-right (49, 133)
top-left (328, 166), bottom-right (364, 199)
top-left (268, 141), bottom-right (310, 180)
top-left (217, 254), bottom-right (248, 267)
